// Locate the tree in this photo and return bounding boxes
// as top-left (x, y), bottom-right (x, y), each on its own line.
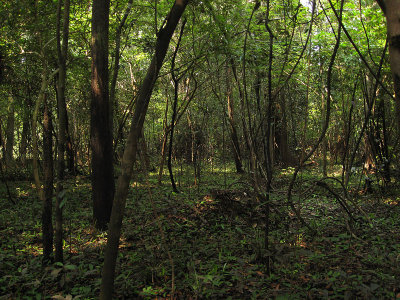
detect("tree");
top-left (375, 0), bottom-right (400, 143)
top-left (54, 0), bottom-right (71, 263)
top-left (99, 1), bottom-right (190, 298)
top-left (42, 96), bottom-right (54, 265)
top-left (90, 0), bottom-right (115, 230)
top-left (5, 95), bottom-right (14, 166)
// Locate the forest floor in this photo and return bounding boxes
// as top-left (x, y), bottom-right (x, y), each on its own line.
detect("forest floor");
top-left (1, 165), bottom-right (400, 299)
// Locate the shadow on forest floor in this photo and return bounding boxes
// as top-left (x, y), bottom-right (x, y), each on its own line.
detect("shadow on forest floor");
top-left (0, 166), bottom-right (400, 299)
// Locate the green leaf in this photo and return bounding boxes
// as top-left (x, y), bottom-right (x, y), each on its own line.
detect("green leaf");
top-left (64, 264), bottom-right (77, 271)
top-left (59, 198), bottom-right (67, 209)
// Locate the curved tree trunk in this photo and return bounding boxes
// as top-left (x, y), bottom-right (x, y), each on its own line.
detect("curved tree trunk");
top-left (99, 1), bottom-right (189, 298)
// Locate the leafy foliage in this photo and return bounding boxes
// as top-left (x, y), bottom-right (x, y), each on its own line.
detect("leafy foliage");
top-left (1, 167), bottom-right (400, 298)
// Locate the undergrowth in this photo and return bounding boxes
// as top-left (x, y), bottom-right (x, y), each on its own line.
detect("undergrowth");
top-left (0, 165), bottom-right (400, 299)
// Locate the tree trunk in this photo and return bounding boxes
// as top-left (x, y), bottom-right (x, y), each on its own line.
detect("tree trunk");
top-left (110, 0), bottom-right (133, 142)
top-left (158, 126), bottom-right (169, 185)
top-left (32, 60), bottom-right (57, 263)
top-left (277, 93), bottom-right (294, 166)
top-left (378, 97), bottom-right (391, 182)
top-left (66, 134), bottom-right (74, 174)
top-left (42, 97), bottom-right (54, 265)
top-left (20, 117), bottom-right (29, 165)
top-left (226, 67), bottom-right (243, 173)
top-left (55, 0), bottom-right (70, 262)
top-left (90, 0), bottom-right (115, 230)
top-left (0, 121), bottom-right (5, 162)
top-left (99, 1), bottom-right (189, 298)
top-left (5, 95), bottom-right (15, 167)
top-left (32, 64), bottom-right (51, 213)
top-left (139, 129), bottom-right (151, 172)
top-left (379, 0), bottom-right (400, 142)
top-left (167, 20), bottom-right (186, 193)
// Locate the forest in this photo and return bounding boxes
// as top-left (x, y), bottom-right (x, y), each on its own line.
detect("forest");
top-left (1, 0), bottom-right (400, 298)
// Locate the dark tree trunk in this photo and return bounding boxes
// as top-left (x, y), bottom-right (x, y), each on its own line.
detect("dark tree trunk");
top-left (226, 67), bottom-right (243, 173)
top-left (99, 1), bottom-right (189, 298)
top-left (5, 96), bottom-right (15, 166)
top-left (20, 117), bottom-right (29, 165)
top-left (378, 1), bottom-right (400, 148)
top-left (139, 130), bottom-right (151, 171)
top-left (158, 125), bottom-right (169, 185)
top-left (90, 0), bottom-right (114, 230)
top-left (277, 93), bottom-right (295, 166)
top-left (168, 20), bottom-right (186, 193)
top-left (54, 0), bottom-right (70, 263)
top-left (0, 121), bottom-right (5, 161)
top-left (0, 121), bottom-right (4, 161)
top-left (379, 98), bottom-right (391, 182)
top-left (66, 134), bottom-right (74, 174)
top-left (42, 97), bottom-right (54, 265)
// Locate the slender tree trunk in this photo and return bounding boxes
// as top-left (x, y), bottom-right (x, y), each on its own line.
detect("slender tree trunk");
top-left (264, 0), bottom-right (274, 273)
top-left (110, 0), bottom-right (133, 142)
top-left (254, 70), bottom-right (269, 171)
top-left (91, 0), bottom-right (115, 230)
top-left (322, 95), bottom-right (328, 177)
top-left (379, 97), bottom-right (391, 182)
top-left (33, 63), bottom-right (58, 264)
top-left (42, 97), bottom-right (54, 265)
top-left (5, 95), bottom-right (15, 166)
top-left (99, 1), bottom-right (189, 298)
top-left (139, 129), bottom-right (151, 172)
top-left (66, 135), bottom-right (74, 174)
top-left (55, 0), bottom-right (70, 262)
top-left (32, 65), bottom-right (49, 210)
top-left (167, 20), bottom-right (186, 193)
top-left (187, 112), bottom-right (199, 185)
top-left (0, 121), bottom-right (5, 162)
top-left (20, 117), bottom-right (29, 165)
top-left (226, 67), bottom-right (243, 173)
top-left (158, 125), bottom-right (169, 185)
top-left (232, 61), bottom-right (256, 175)
top-left (278, 93), bottom-right (293, 166)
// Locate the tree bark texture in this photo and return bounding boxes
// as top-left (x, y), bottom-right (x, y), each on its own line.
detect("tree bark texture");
top-left (99, 1), bottom-right (189, 298)
top-left (91, 0), bottom-right (115, 230)
top-left (55, 0), bottom-right (70, 262)
top-left (381, 0), bottom-right (400, 139)
top-left (42, 97), bottom-right (54, 265)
